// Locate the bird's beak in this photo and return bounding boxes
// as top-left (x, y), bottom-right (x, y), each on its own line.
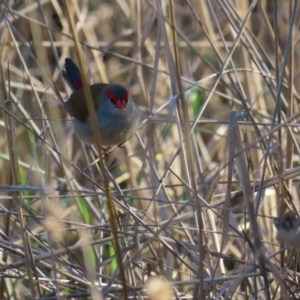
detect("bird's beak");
top-left (115, 99), bottom-right (126, 109)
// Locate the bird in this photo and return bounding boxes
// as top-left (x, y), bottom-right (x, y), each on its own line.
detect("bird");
top-left (62, 58), bottom-right (140, 147)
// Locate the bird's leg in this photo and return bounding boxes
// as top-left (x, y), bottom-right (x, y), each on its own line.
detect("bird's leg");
top-left (102, 147), bottom-right (111, 160)
top-left (86, 145), bottom-right (110, 160)
top-left (118, 142), bottom-right (125, 148)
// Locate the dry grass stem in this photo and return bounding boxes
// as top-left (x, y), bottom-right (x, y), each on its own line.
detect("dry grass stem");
top-left (0, 1), bottom-right (300, 299)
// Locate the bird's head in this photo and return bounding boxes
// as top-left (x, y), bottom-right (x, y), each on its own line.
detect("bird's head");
top-left (103, 84), bottom-right (129, 109)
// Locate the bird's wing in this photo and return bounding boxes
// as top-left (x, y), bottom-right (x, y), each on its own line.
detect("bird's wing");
top-left (64, 83), bottom-right (108, 122)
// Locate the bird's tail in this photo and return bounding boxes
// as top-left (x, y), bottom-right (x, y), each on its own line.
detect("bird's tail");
top-left (62, 58), bottom-right (83, 91)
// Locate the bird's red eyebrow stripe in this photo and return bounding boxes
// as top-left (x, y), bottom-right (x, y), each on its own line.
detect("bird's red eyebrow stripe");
top-left (106, 89), bottom-right (118, 101)
top-left (106, 89), bottom-right (129, 101)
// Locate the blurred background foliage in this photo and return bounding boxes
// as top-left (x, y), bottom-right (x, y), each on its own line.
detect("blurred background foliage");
top-left (0, 0), bottom-right (299, 299)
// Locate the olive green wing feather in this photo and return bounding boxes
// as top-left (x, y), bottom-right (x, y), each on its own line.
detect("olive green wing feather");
top-left (64, 83), bottom-right (108, 122)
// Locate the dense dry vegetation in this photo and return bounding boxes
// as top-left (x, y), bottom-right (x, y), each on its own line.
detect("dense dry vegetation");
top-left (0, 0), bottom-right (300, 299)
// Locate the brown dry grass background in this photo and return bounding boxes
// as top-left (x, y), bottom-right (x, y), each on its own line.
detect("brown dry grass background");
top-left (0, 0), bottom-right (300, 299)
